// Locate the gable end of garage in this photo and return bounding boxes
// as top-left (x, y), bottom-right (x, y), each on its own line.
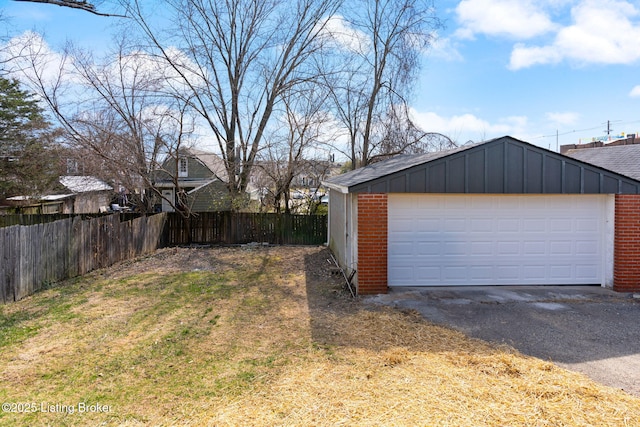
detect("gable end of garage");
top-left (349, 137), bottom-right (640, 195)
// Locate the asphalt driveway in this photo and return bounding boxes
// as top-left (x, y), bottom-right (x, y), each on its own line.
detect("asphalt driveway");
top-left (365, 286), bottom-right (640, 397)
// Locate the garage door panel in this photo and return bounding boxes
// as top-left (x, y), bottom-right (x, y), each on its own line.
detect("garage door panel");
top-left (523, 241), bottom-right (545, 255)
top-left (443, 266), bottom-right (467, 280)
top-left (575, 239), bottom-right (598, 255)
top-left (392, 242), bottom-right (414, 256)
top-left (443, 241), bottom-right (466, 255)
top-left (550, 241), bottom-right (572, 255)
top-left (523, 265), bottom-right (546, 280)
top-left (523, 219), bottom-right (546, 232)
top-left (497, 241), bottom-right (520, 255)
top-left (417, 242), bottom-right (440, 255)
top-left (388, 195), bottom-right (606, 286)
top-left (390, 219), bottom-right (414, 232)
top-left (498, 219), bottom-right (520, 232)
top-left (470, 218), bottom-right (493, 231)
top-left (576, 267), bottom-right (598, 279)
top-left (416, 267), bottom-right (441, 281)
top-left (470, 266), bottom-right (493, 280)
top-left (550, 265), bottom-right (572, 280)
top-left (444, 219), bottom-right (466, 231)
top-left (389, 266), bottom-right (414, 281)
top-left (550, 218), bottom-right (572, 232)
top-left (471, 241), bottom-right (493, 255)
top-left (417, 218), bottom-right (440, 229)
top-left (576, 218), bottom-right (598, 231)
top-left (497, 266), bottom-right (521, 280)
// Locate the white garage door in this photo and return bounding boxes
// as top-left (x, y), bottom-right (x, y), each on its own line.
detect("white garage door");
top-left (388, 194), bottom-right (609, 286)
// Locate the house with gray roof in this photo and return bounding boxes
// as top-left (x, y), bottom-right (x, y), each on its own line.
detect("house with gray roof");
top-left (152, 148), bottom-right (233, 212)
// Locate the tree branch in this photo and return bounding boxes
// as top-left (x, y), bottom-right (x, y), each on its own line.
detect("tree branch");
top-left (13, 0), bottom-right (127, 18)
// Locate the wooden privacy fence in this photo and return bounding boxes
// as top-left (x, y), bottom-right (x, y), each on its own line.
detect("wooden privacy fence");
top-left (1, 211), bottom-right (327, 303)
top-left (0, 213), bottom-right (142, 228)
top-left (0, 213), bottom-right (167, 303)
top-left (166, 212), bottom-right (328, 245)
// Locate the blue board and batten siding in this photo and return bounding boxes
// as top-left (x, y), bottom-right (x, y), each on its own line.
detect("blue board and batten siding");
top-left (347, 137), bottom-right (640, 195)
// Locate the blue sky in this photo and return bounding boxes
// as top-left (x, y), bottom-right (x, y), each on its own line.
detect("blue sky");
top-left (415, 0), bottom-right (640, 149)
top-left (2, 0), bottom-right (640, 151)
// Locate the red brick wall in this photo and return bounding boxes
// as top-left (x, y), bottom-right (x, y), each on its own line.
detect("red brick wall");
top-left (614, 194), bottom-right (640, 292)
top-left (357, 193), bottom-right (388, 295)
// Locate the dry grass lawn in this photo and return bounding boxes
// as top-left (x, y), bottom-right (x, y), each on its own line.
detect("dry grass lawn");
top-left (0, 246), bottom-right (639, 426)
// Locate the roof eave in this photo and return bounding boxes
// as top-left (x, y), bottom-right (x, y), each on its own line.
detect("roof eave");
top-left (321, 180), bottom-right (349, 194)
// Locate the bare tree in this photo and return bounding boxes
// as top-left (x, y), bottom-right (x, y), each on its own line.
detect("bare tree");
top-left (12, 0), bottom-right (126, 17)
top-left (321, 0), bottom-right (441, 169)
top-left (6, 0), bottom-right (447, 209)
top-left (118, 0), bottom-right (342, 208)
top-left (256, 83), bottom-right (332, 213)
top-left (373, 103), bottom-right (456, 163)
top-left (4, 33), bottom-right (196, 213)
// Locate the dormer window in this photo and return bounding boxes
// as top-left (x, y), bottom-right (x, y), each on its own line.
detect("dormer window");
top-left (178, 157), bottom-right (188, 177)
top-left (66, 159), bottom-right (79, 174)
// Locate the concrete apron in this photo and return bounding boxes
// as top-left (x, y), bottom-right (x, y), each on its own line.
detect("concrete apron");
top-left (365, 286), bottom-right (640, 397)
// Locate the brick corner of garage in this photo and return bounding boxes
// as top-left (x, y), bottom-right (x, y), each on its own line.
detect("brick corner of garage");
top-left (356, 260), bottom-right (390, 296)
top-left (357, 193), bottom-right (389, 295)
top-left (612, 276), bottom-right (640, 293)
top-left (614, 194), bottom-right (640, 293)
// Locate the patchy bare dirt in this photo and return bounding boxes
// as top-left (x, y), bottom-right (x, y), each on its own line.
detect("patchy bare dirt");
top-left (103, 245), bottom-right (339, 283)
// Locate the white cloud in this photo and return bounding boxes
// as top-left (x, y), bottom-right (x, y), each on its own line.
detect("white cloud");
top-left (510, 44), bottom-right (562, 69)
top-left (409, 109), bottom-right (528, 142)
top-left (319, 15), bottom-right (370, 54)
top-left (546, 111), bottom-right (580, 125)
top-left (509, 0), bottom-right (640, 69)
top-left (630, 86), bottom-right (640, 97)
top-left (455, 0), bottom-right (557, 40)
top-left (428, 35), bottom-right (464, 62)
top-left (1, 31), bottom-right (79, 88)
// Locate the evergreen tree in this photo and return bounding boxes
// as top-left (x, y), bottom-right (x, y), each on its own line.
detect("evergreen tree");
top-left (0, 77), bottom-right (59, 199)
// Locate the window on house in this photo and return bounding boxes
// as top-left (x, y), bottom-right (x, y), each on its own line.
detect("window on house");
top-left (66, 159), bottom-right (78, 175)
top-left (178, 157), bottom-right (188, 177)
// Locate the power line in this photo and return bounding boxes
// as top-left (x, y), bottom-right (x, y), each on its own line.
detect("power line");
top-left (535, 118), bottom-right (640, 140)
top-left (535, 125), bottom-right (602, 139)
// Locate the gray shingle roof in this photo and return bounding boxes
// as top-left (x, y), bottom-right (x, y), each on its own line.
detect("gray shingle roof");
top-left (323, 141), bottom-right (483, 191)
top-left (186, 148), bottom-right (228, 182)
top-left (60, 176), bottom-right (113, 193)
top-left (565, 145), bottom-right (640, 181)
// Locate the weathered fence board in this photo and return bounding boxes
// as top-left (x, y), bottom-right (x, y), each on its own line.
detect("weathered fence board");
top-left (166, 212), bottom-right (327, 246)
top-left (0, 213), bottom-right (167, 303)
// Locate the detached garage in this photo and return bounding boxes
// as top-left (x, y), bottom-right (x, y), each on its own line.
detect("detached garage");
top-left (323, 136), bottom-right (640, 295)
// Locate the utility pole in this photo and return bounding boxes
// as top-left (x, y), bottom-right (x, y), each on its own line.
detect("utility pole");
top-left (605, 120), bottom-right (612, 138)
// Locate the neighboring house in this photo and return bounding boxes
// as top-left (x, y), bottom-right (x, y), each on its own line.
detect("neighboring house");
top-left (292, 159), bottom-right (340, 189)
top-left (561, 135), bottom-right (640, 180)
top-left (57, 176), bottom-right (114, 213)
top-left (250, 158), bottom-right (342, 211)
top-left (4, 176), bottom-right (113, 214)
top-left (153, 148), bottom-right (232, 212)
top-left (323, 136), bottom-right (640, 295)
